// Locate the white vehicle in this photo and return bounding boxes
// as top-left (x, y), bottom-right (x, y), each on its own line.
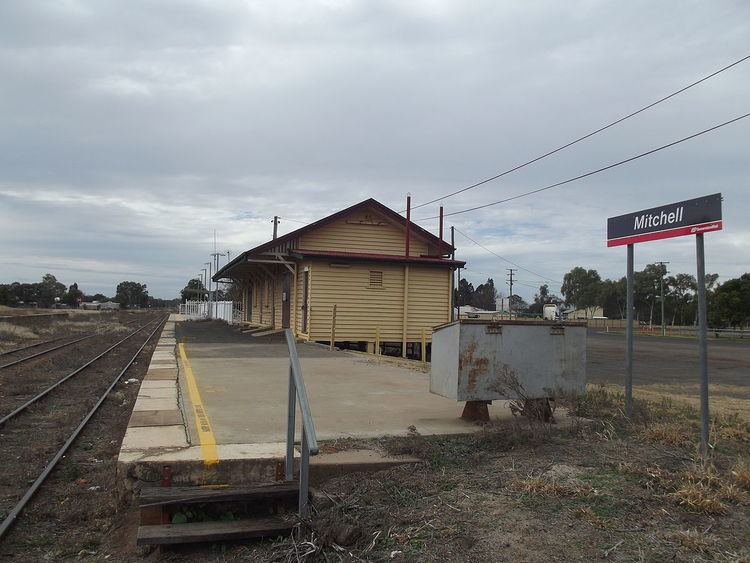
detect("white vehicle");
top-left (543, 303), bottom-right (561, 320)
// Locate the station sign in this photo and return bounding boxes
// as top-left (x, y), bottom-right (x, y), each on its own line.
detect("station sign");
top-left (607, 193), bottom-right (722, 247)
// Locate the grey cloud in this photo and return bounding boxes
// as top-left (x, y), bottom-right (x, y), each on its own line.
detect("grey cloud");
top-left (1, 1), bottom-right (748, 298)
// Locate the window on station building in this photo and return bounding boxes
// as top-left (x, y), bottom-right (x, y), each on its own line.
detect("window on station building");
top-left (368, 270), bottom-right (383, 288)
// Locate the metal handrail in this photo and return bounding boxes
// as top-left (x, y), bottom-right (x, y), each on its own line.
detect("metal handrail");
top-left (284, 329), bottom-right (319, 517)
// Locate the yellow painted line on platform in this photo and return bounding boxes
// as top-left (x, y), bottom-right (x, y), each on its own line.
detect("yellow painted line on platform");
top-left (178, 343), bottom-right (219, 465)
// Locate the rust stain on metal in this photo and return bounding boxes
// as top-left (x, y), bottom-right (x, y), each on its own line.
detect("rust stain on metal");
top-left (459, 340), bottom-right (489, 392)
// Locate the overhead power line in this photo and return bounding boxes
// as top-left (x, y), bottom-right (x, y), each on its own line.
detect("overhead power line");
top-left (408, 54), bottom-right (750, 212)
top-left (454, 227), bottom-right (562, 285)
top-left (278, 216), bottom-right (310, 225)
top-left (420, 112), bottom-right (749, 220)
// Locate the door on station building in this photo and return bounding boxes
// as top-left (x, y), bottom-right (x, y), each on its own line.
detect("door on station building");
top-left (281, 273), bottom-right (291, 328)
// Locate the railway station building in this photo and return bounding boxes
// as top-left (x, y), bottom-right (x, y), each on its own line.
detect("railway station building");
top-left (213, 198), bottom-right (464, 356)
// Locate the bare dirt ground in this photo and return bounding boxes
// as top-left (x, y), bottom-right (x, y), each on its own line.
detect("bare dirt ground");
top-left (1, 326), bottom-right (747, 562)
top-left (0, 313), bottom-right (166, 561)
top-left (0, 310), bottom-right (146, 354)
top-left (588, 330), bottom-right (750, 419)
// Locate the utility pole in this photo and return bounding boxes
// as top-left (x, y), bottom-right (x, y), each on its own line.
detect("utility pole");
top-left (272, 216), bottom-right (280, 239)
top-left (506, 269), bottom-right (517, 320)
top-left (451, 226), bottom-right (456, 321)
top-left (656, 261), bottom-right (670, 337)
top-left (205, 261), bottom-right (212, 317)
top-left (211, 252), bottom-right (226, 303)
top-left (201, 269), bottom-right (207, 302)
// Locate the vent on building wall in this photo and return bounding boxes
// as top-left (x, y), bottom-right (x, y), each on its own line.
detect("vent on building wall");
top-left (369, 270), bottom-right (383, 288)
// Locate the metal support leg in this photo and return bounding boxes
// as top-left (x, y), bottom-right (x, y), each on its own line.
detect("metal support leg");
top-left (285, 364), bottom-right (296, 481)
top-left (625, 244), bottom-right (634, 419)
top-left (696, 234), bottom-right (710, 456)
top-left (299, 430), bottom-right (310, 518)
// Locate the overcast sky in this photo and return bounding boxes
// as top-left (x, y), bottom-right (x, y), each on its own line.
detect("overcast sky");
top-left (1, 1), bottom-right (748, 300)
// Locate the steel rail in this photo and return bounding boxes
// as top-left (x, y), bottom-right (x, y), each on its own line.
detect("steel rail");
top-left (0, 317), bottom-right (162, 427)
top-left (0, 318), bottom-right (143, 370)
top-left (0, 314), bottom-right (168, 541)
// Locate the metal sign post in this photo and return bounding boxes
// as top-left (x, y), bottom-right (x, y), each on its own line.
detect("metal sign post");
top-left (607, 193), bottom-right (722, 455)
top-left (695, 234), bottom-right (710, 454)
top-left (625, 244), bottom-right (634, 418)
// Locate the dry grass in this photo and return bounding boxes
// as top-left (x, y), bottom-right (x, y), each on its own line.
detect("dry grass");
top-left (0, 322), bottom-right (37, 341)
top-left (670, 482), bottom-right (727, 514)
top-left (668, 462), bottom-right (750, 513)
top-left (599, 382), bottom-right (750, 421)
top-left (572, 506), bottom-right (606, 529)
top-left (511, 476), bottom-right (590, 497)
top-left (640, 420), bottom-right (696, 448)
top-left (731, 458), bottom-right (750, 489)
top-left (665, 529), bottom-right (716, 554)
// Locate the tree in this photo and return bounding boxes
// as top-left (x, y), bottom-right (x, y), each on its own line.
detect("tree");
top-left (509, 294), bottom-right (529, 315)
top-left (472, 278), bottom-right (497, 311)
top-left (561, 267), bottom-right (602, 318)
top-left (62, 282), bottom-right (84, 307)
top-left (710, 273), bottom-right (750, 328)
top-left (666, 273), bottom-right (696, 326)
top-left (180, 278), bottom-right (206, 302)
top-left (634, 263), bottom-right (668, 325)
top-left (528, 284), bottom-right (562, 316)
top-left (455, 278), bottom-right (474, 307)
top-left (599, 278), bottom-right (626, 319)
top-left (115, 281), bottom-right (149, 308)
top-left (37, 273), bottom-right (66, 307)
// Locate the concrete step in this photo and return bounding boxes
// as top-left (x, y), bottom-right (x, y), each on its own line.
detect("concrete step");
top-left (310, 449), bottom-right (421, 484)
top-left (251, 328), bottom-right (285, 337)
top-left (137, 517), bottom-right (294, 545)
top-left (239, 325), bottom-right (272, 334)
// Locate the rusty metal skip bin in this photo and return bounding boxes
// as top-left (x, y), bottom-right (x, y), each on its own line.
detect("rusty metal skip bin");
top-left (430, 319), bottom-right (587, 402)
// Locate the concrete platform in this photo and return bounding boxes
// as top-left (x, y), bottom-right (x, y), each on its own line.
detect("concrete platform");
top-left (117, 320), bottom-right (516, 489)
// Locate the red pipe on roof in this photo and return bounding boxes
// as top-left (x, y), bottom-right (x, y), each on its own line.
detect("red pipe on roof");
top-left (405, 194), bottom-right (411, 257)
top-left (439, 205), bottom-right (444, 246)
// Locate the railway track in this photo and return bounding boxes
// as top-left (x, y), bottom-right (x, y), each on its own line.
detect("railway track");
top-left (0, 313), bottom-right (169, 541)
top-left (0, 318), bottom-right (141, 370)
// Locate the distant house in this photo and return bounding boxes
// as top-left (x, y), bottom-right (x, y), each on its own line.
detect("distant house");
top-left (213, 198), bottom-right (464, 356)
top-left (562, 306), bottom-right (604, 320)
top-left (81, 301), bottom-right (120, 310)
top-left (458, 305), bottom-right (498, 320)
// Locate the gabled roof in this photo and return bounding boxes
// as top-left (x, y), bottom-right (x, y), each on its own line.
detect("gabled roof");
top-left (215, 198), bottom-right (457, 279)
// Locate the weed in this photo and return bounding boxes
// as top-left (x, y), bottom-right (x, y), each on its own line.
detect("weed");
top-left (0, 323), bottom-right (36, 341)
top-left (670, 482), bottom-right (727, 514)
top-left (512, 476), bottom-right (589, 497)
top-left (731, 457), bottom-right (750, 490)
top-left (665, 529), bottom-right (716, 554)
top-left (572, 506), bottom-right (605, 529)
top-left (640, 421), bottom-right (696, 448)
top-left (719, 483), bottom-right (748, 504)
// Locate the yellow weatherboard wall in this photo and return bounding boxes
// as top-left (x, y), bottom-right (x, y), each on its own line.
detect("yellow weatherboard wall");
top-left (307, 263), bottom-right (406, 342)
top-left (224, 200), bottom-right (459, 348)
top-left (299, 211), bottom-right (429, 256)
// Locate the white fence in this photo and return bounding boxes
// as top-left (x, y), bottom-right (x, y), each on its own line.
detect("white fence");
top-left (180, 300), bottom-right (240, 324)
